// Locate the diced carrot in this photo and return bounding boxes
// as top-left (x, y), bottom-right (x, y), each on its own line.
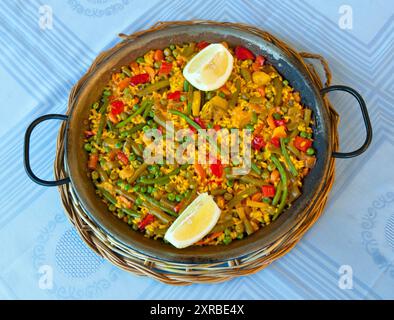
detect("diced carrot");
top-left (257, 87), bottom-right (265, 97)
top-left (154, 49), bottom-right (164, 61)
top-left (88, 154), bottom-right (98, 170)
top-left (195, 231), bottom-right (223, 245)
top-left (118, 77), bottom-right (131, 90)
top-left (270, 170), bottom-right (280, 184)
top-left (267, 115), bottom-right (276, 129)
top-left (194, 163), bottom-right (206, 181)
top-left (108, 112), bottom-right (119, 124)
top-left (118, 195), bottom-right (132, 208)
top-left (251, 192), bottom-right (263, 202)
top-left (272, 126), bottom-right (287, 138)
top-left (220, 85), bottom-right (231, 96)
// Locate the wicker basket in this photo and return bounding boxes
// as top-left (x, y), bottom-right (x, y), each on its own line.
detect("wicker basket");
top-left (54, 21), bottom-right (339, 285)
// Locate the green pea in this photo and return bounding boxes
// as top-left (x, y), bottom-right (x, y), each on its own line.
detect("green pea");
top-left (91, 171), bottom-right (99, 180)
top-left (307, 132), bottom-right (313, 139)
top-left (306, 147), bottom-right (315, 155)
top-left (136, 57), bottom-right (145, 64)
top-left (180, 95), bottom-right (186, 102)
top-left (165, 56), bottom-right (174, 62)
top-left (169, 44), bottom-right (176, 50)
top-left (267, 163), bottom-right (276, 171)
top-left (223, 236), bottom-right (232, 245)
top-left (300, 131), bottom-right (308, 138)
top-left (117, 211), bottom-right (125, 219)
top-left (132, 104), bottom-right (140, 111)
top-left (132, 185), bottom-right (140, 192)
top-left (283, 80), bottom-right (289, 86)
top-left (224, 228), bottom-right (231, 236)
top-left (237, 233), bottom-right (244, 240)
top-left (163, 48), bottom-right (171, 56)
top-left (262, 170), bottom-right (270, 180)
top-left (103, 89), bottom-right (111, 97)
top-left (226, 179), bottom-right (234, 187)
top-left (283, 137), bottom-right (290, 144)
top-left (147, 186), bottom-right (154, 194)
top-left (154, 61), bottom-right (161, 69)
top-left (129, 153), bottom-right (136, 161)
top-left (262, 197), bottom-right (271, 204)
top-left (273, 112), bottom-right (282, 120)
top-left (218, 91), bottom-right (226, 98)
top-left (175, 194), bottom-right (183, 202)
top-left (84, 143), bottom-right (92, 152)
top-left (115, 142), bottom-right (122, 149)
top-left (110, 172), bottom-right (118, 180)
top-left (124, 184), bottom-right (131, 191)
top-left (167, 193), bottom-right (176, 201)
top-left (140, 186), bottom-right (147, 193)
top-left (109, 204), bottom-right (116, 212)
top-left (172, 49), bottom-right (179, 57)
top-left (206, 91), bottom-right (214, 100)
top-left (245, 124), bottom-right (254, 131)
top-left (143, 125), bottom-right (150, 132)
top-left (135, 197), bottom-right (143, 206)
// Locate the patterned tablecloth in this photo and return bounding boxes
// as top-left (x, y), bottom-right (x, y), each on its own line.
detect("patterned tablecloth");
top-left (0, 0), bottom-right (393, 299)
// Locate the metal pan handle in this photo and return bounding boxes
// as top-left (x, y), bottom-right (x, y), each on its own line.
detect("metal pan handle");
top-left (24, 114), bottom-right (70, 186)
top-left (320, 85), bottom-right (372, 158)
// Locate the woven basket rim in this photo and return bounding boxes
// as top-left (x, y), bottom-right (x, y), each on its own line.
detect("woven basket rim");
top-left (54, 20), bottom-right (339, 285)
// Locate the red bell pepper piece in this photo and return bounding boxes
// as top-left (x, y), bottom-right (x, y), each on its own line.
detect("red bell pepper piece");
top-left (197, 41), bottom-right (210, 50)
top-left (117, 151), bottom-right (129, 165)
top-left (130, 73), bottom-right (150, 86)
top-left (274, 119), bottom-right (286, 127)
top-left (235, 46), bottom-right (255, 60)
top-left (167, 91), bottom-right (181, 101)
top-left (213, 124), bottom-right (221, 132)
top-left (158, 61), bottom-right (172, 75)
top-left (210, 159), bottom-right (224, 178)
top-left (88, 154), bottom-right (98, 170)
top-left (262, 185), bottom-right (275, 198)
top-left (110, 100), bottom-right (124, 115)
top-left (256, 55), bottom-right (265, 66)
top-left (270, 137), bottom-right (280, 148)
top-left (294, 136), bottom-right (313, 152)
top-left (138, 214), bottom-right (155, 230)
top-left (252, 135), bottom-right (266, 151)
top-left (193, 117), bottom-right (206, 129)
top-left (84, 130), bottom-right (95, 138)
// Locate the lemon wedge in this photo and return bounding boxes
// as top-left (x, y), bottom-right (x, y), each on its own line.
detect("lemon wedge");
top-left (164, 193), bottom-right (221, 249)
top-left (183, 43), bottom-right (233, 91)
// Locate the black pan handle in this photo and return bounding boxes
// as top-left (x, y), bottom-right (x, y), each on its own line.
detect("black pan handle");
top-left (24, 114), bottom-right (70, 186)
top-left (320, 85), bottom-right (372, 158)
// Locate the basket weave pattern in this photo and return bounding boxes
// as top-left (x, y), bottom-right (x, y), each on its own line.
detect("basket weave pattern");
top-left (54, 21), bottom-right (339, 285)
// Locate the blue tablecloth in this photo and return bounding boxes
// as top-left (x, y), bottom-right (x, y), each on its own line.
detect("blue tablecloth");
top-left (1, 0), bottom-right (393, 299)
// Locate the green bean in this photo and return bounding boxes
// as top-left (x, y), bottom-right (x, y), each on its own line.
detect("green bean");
top-left (96, 95), bottom-right (109, 143)
top-left (304, 108), bottom-right (312, 125)
top-left (136, 79), bottom-right (170, 96)
top-left (186, 83), bottom-right (194, 115)
top-left (271, 155), bottom-right (288, 220)
top-left (183, 79), bottom-right (189, 92)
top-left (169, 109), bottom-right (220, 151)
top-left (142, 101), bottom-right (153, 119)
top-left (251, 162), bottom-right (262, 175)
top-left (128, 163), bottom-right (148, 184)
top-left (130, 141), bottom-right (143, 157)
top-left (121, 66), bottom-right (132, 77)
top-left (211, 189), bottom-right (227, 196)
top-left (137, 193), bottom-right (177, 217)
top-left (280, 138), bottom-right (298, 177)
top-left (251, 111), bottom-right (258, 124)
top-left (101, 189), bottom-right (117, 205)
top-left (240, 68), bottom-right (252, 82)
top-left (227, 186), bottom-right (259, 209)
top-left (272, 181), bottom-right (282, 206)
top-left (122, 208), bottom-right (141, 218)
top-left (120, 123), bottom-right (145, 138)
top-left (182, 43), bottom-right (195, 58)
top-left (160, 198), bottom-right (177, 211)
top-left (236, 207), bottom-right (254, 235)
top-left (116, 100), bottom-right (151, 128)
top-left (240, 175), bottom-right (267, 187)
top-left (229, 79), bottom-right (241, 107)
top-left (211, 220), bottom-right (234, 233)
top-left (273, 77), bottom-right (283, 106)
